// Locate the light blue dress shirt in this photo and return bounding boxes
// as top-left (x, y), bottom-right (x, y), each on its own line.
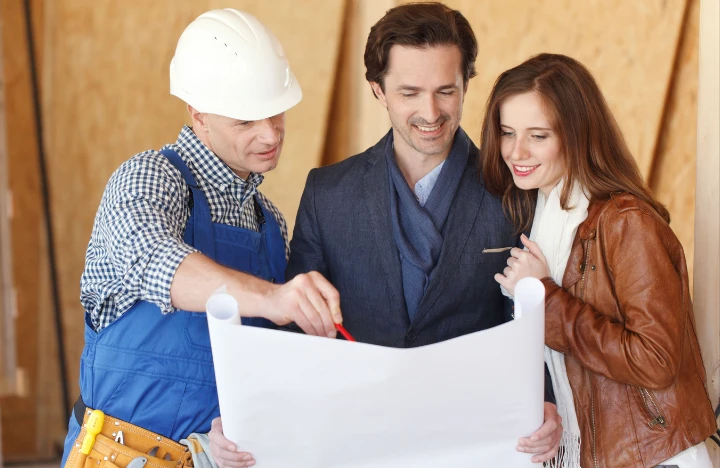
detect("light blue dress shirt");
top-left (414, 160), bottom-right (446, 207)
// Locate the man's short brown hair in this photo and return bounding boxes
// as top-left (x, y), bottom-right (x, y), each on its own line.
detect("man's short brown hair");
top-left (364, 2), bottom-right (478, 96)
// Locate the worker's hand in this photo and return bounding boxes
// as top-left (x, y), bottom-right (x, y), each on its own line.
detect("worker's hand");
top-left (209, 417), bottom-right (255, 468)
top-left (262, 271), bottom-right (342, 338)
top-left (516, 402), bottom-right (563, 463)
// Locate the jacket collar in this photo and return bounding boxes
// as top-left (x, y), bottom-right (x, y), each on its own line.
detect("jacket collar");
top-left (562, 199), bottom-right (603, 289)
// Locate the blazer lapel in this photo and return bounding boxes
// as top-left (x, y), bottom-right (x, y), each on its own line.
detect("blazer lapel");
top-left (363, 148), bottom-right (410, 325)
top-left (413, 157), bottom-right (485, 324)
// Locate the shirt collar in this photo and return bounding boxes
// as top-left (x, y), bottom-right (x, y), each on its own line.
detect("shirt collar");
top-left (414, 160), bottom-right (446, 206)
top-left (384, 127), bottom-right (469, 206)
top-left (175, 125), bottom-right (264, 193)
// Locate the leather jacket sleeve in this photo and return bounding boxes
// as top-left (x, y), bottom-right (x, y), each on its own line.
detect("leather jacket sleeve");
top-left (542, 208), bottom-right (684, 390)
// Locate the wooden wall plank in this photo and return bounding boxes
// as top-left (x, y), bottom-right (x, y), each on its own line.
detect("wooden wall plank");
top-left (0, 0), bottom-right (46, 460)
top-left (0, 0), bottom-right (17, 397)
top-left (323, 0), bottom-right (393, 166)
top-left (694, 0), bottom-right (720, 462)
top-left (0, 405), bottom-right (3, 468)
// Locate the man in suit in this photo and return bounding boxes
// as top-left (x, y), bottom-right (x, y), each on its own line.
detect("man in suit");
top-left (210, 3), bottom-right (561, 467)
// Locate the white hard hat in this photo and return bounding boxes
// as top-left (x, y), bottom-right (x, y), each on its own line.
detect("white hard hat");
top-left (170, 9), bottom-right (302, 121)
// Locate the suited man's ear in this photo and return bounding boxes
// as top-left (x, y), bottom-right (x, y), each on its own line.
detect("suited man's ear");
top-left (370, 81), bottom-right (388, 108)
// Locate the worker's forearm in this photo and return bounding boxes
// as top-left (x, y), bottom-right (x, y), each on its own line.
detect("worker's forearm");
top-left (169, 252), bottom-right (273, 316)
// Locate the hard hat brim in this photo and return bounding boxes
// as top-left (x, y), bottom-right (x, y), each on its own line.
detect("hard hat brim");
top-left (171, 70), bottom-right (302, 122)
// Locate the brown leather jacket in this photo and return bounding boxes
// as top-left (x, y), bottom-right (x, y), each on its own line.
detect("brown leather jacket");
top-left (542, 193), bottom-right (717, 467)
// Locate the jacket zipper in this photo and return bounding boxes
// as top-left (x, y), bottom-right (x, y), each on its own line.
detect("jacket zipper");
top-left (590, 382), bottom-right (598, 468)
top-left (578, 234), bottom-right (599, 468)
top-left (636, 387), bottom-right (668, 429)
top-left (579, 238), bottom-right (593, 299)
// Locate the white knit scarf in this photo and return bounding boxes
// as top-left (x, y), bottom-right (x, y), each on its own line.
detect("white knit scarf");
top-left (533, 180), bottom-right (589, 468)
top-left (501, 179), bottom-right (589, 467)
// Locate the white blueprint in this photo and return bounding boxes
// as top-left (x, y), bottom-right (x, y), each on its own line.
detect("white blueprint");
top-left (206, 278), bottom-right (546, 468)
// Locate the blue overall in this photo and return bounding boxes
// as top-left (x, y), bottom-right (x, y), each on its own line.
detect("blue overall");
top-left (61, 149), bottom-right (286, 466)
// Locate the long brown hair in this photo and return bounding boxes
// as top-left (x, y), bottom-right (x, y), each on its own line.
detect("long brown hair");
top-left (480, 53), bottom-right (669, 232)
top-left (364, 2), bottom-right (477, 96)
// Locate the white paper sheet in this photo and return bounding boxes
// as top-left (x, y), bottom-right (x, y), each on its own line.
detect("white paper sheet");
top-left (207, 277), bottom-right (546, 468)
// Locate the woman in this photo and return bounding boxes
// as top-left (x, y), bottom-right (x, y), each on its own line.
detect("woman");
top-left (484, 53), bottom-right (716, 467)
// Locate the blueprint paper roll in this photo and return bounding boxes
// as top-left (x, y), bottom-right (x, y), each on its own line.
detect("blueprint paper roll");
top-left (206, 288), bottom-right (241, 325)
top-left (208, 277), bottom-right (547, 468)
top-left (206, 287), bottom-right (244, 447)
top-left (513, 277), bottom-right (546, 441)
top-left (513, 277), bottom-right (545, 320)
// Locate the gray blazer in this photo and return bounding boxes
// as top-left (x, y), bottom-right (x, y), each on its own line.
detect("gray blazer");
top-left (287, 132), bottom-right (519, 348)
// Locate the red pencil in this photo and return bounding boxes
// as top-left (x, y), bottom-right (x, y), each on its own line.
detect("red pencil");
top-left (335, 323), bottom-right (356, 342)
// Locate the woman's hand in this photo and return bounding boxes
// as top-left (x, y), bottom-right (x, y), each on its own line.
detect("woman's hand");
top-left (517, 402), bottom-right (563, 463)
top-left (494, 234), bottom-right (551, 295)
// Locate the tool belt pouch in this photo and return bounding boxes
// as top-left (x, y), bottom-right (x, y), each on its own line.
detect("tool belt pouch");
top-left (65, 409), bottom-right (192, 468)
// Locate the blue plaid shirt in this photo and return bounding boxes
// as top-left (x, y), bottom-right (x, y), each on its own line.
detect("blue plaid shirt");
top-left (81, 126), bottom-right (289, 331)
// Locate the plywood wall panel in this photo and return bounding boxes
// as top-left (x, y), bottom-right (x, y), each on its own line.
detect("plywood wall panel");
top-left (650, 0), bottom-right (699, 289)
top-left (322, 1), bottom-right (354, 166)
top-left (394, 0), bottom-right (687, 181)
top-left (323, 0), bottom-right (393, 166)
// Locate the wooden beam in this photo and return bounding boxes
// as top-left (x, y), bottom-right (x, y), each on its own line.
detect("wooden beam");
top-left (0, 0), bottom-right (18, 400)
top-left (694, 0), bottom-right (720, 462)
top-left (0, 404), bottom-right (3, 468)
top-left (0, 0), bottom-right (45, 459)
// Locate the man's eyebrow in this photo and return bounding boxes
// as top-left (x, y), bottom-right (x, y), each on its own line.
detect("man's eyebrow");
top-left (395, 83), bottom-right (459, 92)
top-left (396, 85), bottom-right (422, 92)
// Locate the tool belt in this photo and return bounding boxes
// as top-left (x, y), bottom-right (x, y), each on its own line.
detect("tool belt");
top-left (65, 398), bottom-right (193, 468)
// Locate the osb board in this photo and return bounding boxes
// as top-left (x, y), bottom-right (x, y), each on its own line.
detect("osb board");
top-left (323, 0), bottom-right (393, 166)
top-left (322, 0), bottom-right (353, 166)
top-left (650, 0), bottom-right (698, 290)
top-left (395, 0), bottom-right (687, 181)
top-left (46, 0), bottom-right (345, 415)
top-left (0, 0), bottom-right (46, 460)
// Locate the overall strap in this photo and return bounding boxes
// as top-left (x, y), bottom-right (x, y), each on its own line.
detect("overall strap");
top-left (255, 195), bottom-right (286, 283)
top-left (159, 148), bottom-right (216, 260)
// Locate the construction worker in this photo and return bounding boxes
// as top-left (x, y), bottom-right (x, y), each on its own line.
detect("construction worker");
top-left (61, 9), bottom-right (341, 467)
